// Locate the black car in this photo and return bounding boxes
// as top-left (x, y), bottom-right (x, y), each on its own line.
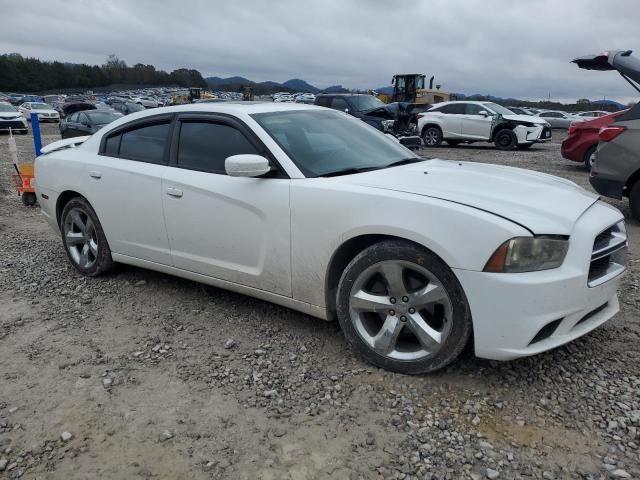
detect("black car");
top-left (60, 110), bottom-right (123, 138)
top-left (315, 94), bottom-right (421, 149)
top-left (111, 101), bottom-right (146, 115)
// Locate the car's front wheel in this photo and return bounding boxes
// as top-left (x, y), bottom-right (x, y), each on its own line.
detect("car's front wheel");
top-left (61, 197), bottom-right (114, 276)
top-left (422, 126), bottom-right (443, 147)
top-left (494, 129), bottom-right (517, 150)
top-left (336, 240), bottom-right (472, 374)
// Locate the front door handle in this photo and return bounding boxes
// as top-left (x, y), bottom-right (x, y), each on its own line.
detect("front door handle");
top-left (89, 171), bottom-right (102, 179)
top-left (166, 187), bottom-right (183, 198)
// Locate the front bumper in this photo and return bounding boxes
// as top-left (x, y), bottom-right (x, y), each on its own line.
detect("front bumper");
top-left (513, 124), bottom-right (552, 145)
top-left (455, 201), bottom-right (626, 360)
top-left (0, 119), bottom-right (28, 130)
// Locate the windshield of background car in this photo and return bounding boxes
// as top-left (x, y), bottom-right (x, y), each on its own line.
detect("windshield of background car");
top-left (0, 104), bottom-right (17, 112)
top-left (349, 95), bottom-right (386, 112)
top-left (30, 103), bottom-right (51, 110)
top-left (483, 103), bottom-right (514, 115)
top-left (88, 111), bottom-right (123, 125)
top-left (252, 110), bottom-right (418, 177)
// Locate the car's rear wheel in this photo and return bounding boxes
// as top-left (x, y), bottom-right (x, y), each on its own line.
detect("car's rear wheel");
top-left (336, 240), bottom-right (472, 374)
top-left (494, 129), bottom-right (517, 150)
top-left (630, 181), bottom-right (640, 221)
top-left (583, 145), bottom-right (597, 171)
top-left (422, 126), bottom-right (443, 147)
top-left (61, 197), bottom-right (114, 276)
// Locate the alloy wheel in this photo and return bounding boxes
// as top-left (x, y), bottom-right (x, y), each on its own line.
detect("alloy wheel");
top-left (63, 207), bottom-right (98, 269)
top-left (348, 260), bottom-right (453, 361)
top-left (423, 130), bottom-right (439, 146)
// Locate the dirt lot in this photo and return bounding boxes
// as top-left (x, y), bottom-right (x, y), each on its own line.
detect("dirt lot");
top-left (0, 124), bottom-right (638, 480)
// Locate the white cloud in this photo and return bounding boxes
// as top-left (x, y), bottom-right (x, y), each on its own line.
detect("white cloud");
top-left (1, 0), bottom-right (639, 102)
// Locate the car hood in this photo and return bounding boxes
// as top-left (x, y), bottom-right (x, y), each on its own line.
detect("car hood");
top-left (338, 159), bottom-right (599, 234)
top-left (502, 113), bottom-right (547, 124)
top-left (31, 109), bottom-right (58, 114)
top-left (0, 112), bottom-right (23, 119)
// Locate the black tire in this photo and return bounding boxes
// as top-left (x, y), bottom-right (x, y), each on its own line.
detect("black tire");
top-left (446, 140), bottom-right (461, 147)
top-left (60, 197), bottom-right (114, 276)
top-left (422, 126), bottom-right (443, 147)
top-left (583, 145), bottom-right (597, 171)
top-left (517, 143), bottom-right (533, 150)
top-left (630, 181), bottom-right (640, 221)
top-left (494, 129), bottom-right (517, 150)
top-left (336, 240), bottom-right (472, 374)
top-left (21, 192), bottom-right (37, 206)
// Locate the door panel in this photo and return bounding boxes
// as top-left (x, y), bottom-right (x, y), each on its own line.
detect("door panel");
top-left (161, 169), bottom-right (292, 296)
top-left (461, 115), bottom-right (492, 139)
top-left (440, 113), bottom-right (462, 137)
top-left (85, 155), bottom-right (171, 264)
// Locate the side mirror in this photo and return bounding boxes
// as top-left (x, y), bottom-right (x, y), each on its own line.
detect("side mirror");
top-left (478, 110), bottom-right (490, 117)
top-left (225, 154), bottom-right (271, 177)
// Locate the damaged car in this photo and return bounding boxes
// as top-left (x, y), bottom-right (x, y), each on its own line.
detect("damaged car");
top-left (418, 100), bottom-right (552, 150)
top-left (315, 93), bottom-right (421, 149)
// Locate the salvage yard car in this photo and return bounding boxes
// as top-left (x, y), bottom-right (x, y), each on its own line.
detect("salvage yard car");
top-left (0, 101), bottom-right (28, 133)
top-left (418, 101), bottom-right (552, 150)
top-left (35, 103), bottom-right (627, 374)
top-left (573, 49), bottom-right (640, 220)
top-left (18, 101), bottom-right (60, 122)
top-left (59, 110), bottom-right (122, 138)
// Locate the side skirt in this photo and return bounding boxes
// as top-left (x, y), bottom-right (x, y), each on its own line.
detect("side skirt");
top-left (111, 253), bottom-right (329, 321)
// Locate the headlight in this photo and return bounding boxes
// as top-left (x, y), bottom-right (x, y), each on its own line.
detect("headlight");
top-left (484, 237), bottom-right (569, 273)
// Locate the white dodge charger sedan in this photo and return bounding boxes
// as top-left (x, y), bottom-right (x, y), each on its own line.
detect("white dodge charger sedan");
top-left (34, 103), bottom-right (627, 374)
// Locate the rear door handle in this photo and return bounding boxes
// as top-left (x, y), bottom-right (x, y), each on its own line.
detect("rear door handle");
top-left (89, 171), bottom-right (102, 179)
top-left (166, 187), bottom-right (183, 198)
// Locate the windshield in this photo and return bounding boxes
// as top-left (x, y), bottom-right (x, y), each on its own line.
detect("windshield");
top-left (349, 95), bottom-right (386, 112)
top-left (88, 111), bottom-right (122, 124)
top-left (252, 110), bottom-right (418, 177)
top-left (0, 104), bottom-right (17, 112)
top-left (30, 103), bottom-right (51, 110)
top-left (483, 102), bottom-right (514, 115)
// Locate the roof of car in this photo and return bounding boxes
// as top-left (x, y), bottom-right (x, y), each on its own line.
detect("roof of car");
top-left (129, 102), bottom-right (322, 117)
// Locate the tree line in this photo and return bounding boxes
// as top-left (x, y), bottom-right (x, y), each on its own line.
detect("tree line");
top-left (0, 53), bottom-right (207, 92)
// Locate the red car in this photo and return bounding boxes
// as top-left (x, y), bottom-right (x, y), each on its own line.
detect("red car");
top-left (561, 111), bottom-right (625, 170)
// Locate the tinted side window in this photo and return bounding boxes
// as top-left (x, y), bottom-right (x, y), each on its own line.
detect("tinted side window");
top-left (316, 97), bottom-right (331, 107)
top-left (68, 113), bottom-right (78, 123)
top-left (440, 104), bottom-right (465, 114)
top-left (330, 98), bottom-right (349, 111)
top-left (177, 121), bottom-right (259, 174)
top-left (465, 104), bottom-right (486, 115)
top-left (118, 122), bottom-right (170, 163)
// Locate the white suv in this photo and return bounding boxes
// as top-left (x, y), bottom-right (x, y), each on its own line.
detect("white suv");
top-left (418, 101), bottom-right (552, 150)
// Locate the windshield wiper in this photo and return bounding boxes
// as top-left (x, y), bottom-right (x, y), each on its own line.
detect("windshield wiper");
top-left (318, 166), bottom-right (381, 177)
top-left (384, 158), bottom-right (424, 169)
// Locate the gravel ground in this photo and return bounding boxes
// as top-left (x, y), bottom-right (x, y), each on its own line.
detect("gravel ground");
top-left (0, 125), bottom-right (638, 480)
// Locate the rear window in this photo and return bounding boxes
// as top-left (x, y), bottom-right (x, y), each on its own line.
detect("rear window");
top-left (102, 121), bottom-right (170, 163)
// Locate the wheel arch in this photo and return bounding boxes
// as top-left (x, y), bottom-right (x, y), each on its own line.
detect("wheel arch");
top-left (56, 190), bottom-right (88, 227)
top-left (624, 167), bottom-right (640, 197)
top-left (324, 233), bottom-right (449, 320)
top-left (420, 122), bottom-right (443, 137)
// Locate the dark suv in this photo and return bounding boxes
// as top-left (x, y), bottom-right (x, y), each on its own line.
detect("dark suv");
top-left (315, 94), bottom-right (421, 149)
top-left (574, 50), bottom-right (640, 219)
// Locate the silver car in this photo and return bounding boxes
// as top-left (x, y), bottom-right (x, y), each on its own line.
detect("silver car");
top-left (535, 111), bottom-right (577, 129)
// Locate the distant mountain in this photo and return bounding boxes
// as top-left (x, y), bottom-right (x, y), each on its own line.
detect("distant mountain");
top-left (281, 78), bottom-right (319, 93)
top-left (205, 76), bottom-right (254, 85)
top-left (375, 86), bottom-right (394, 95)
top-left (321, 85), bottom-right (350, 94)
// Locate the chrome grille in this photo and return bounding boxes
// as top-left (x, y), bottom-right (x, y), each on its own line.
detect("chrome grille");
top-left (588, 221), bottom-right (627, 287)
